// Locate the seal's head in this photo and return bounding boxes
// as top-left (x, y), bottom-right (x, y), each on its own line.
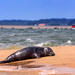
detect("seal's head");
top-left (44, 47), bottom-right (55, 56)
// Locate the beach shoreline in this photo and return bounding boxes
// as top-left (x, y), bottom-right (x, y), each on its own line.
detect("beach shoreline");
top-left (0, 45), bottom-right (75, 74)
top-left (0, 25), bottom-right (72, 29)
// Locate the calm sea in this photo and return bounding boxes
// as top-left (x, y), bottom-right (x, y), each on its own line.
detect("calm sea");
top-left (0, 28), bottom-right (75, 49)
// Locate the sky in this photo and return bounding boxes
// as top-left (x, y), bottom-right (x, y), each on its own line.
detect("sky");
top-left (0, 0), bottom-right (75, 20)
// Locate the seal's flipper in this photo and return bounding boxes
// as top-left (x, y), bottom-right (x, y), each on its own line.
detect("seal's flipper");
top-left (0, 61), bottom-right (4, 64)
top-left (0, 59), bottom-right (12, 64)
top-left (0, 60), bottom-right (7, 64)
top-left (32, 53), bottom-right (40, 58)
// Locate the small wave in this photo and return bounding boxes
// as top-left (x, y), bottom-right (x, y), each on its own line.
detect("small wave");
top-left (2, 45), bottom-right (23, 50)
top-left (66, 40), bottom-right (72, 44)
top-left (9, 34), bottom-right (15, 36)
top-left (0, 43), bottom-right (6, 45)
top-left (0, 43), bottom-right (8, 49)
top-left (9, 34), bottom-right (18, 37)
top-left (35, 42), bottom-right (57, 47)
top-left (28, 31), bottom-right (34, 32)
top-left (35, 43), bottom-right (44, 46)
top-left (43, 43), bottom-right (57, 47)
top-left (54, 29), bottom-right (60, 31)
top-left (26, 38), bottom-right (33, 42)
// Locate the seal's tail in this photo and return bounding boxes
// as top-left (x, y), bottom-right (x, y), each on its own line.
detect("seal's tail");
top-left (0, 60), bottom-right (8, 64)
top-left (0, 61), bottom-right (4, 64)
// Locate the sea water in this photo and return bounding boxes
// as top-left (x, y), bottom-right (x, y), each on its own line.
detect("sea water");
top-left (0, 28), bottom-right (75, 49)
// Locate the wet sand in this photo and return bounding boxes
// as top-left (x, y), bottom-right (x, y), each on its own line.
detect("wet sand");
top-left (0, 46), bottom-right (75, 75)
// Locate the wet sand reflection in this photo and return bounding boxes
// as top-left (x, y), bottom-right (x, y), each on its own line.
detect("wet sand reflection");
top-left (0, 60), bottom-right (74, 75)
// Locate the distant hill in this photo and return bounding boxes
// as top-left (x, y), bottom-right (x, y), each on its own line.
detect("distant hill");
top-left (0, 18), bottom-right (74, 26)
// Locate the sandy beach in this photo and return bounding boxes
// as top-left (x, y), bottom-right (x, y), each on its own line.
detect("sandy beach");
top-left (0, 46), bottom-right (75, 75)
top-left (0, 25), bottom-right (72, 29)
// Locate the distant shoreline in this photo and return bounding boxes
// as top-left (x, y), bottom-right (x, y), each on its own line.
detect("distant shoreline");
top-left (0, 25), bottom-right (72, 29)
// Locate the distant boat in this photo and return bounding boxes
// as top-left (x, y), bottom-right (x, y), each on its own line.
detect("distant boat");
top-left (72, 24), bottom-right (75, 29)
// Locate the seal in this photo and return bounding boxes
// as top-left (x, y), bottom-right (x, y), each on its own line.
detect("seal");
top-left (0, 46), bottom-right (55, 63)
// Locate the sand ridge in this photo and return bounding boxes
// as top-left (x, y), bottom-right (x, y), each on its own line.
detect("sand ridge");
top-left (0, 25), bottom-right (72, 29)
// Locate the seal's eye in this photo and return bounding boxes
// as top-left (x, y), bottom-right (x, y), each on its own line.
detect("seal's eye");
top-left (48, 47), bottom-right (52, 52)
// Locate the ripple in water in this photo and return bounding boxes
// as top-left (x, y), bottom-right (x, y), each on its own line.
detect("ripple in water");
top-left (0, 28), bottom-right (75, 49)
